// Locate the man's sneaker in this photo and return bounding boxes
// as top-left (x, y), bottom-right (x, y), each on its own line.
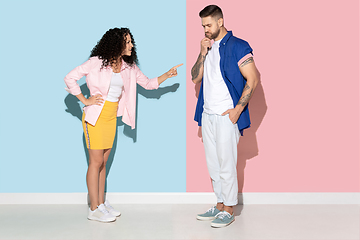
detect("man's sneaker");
top-left (196, 206), bottom-right (221, 220)
top-left (211, 211), bottom-right (235, 228)
top-left (104, 200), bottom-right (121, 217)
top-left (88, 204), bottom-right (116, 222)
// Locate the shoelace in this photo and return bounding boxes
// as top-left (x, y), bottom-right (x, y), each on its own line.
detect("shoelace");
top-left (215, 211), bottom-right (231, 220)
top-left (205, 206), bottom-right (217, 214)
top-left (105, 201), bottom-right (114, 210)
top-left (106, 204), bottom-right (114, 210)
top-left (98, 206), bottom-right (110, 215)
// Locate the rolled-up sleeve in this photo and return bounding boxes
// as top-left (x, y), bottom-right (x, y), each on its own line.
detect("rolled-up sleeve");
top-left (64, 58), bottom-right (92, 95)
top-left (235, 41), bottom-right (253, 66)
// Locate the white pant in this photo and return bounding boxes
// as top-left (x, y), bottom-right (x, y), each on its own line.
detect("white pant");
top-left (202, 112), bottom-right (240, 206)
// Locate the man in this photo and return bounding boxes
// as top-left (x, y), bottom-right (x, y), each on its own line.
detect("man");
top-left (191, 5), bottom-right (260, 228)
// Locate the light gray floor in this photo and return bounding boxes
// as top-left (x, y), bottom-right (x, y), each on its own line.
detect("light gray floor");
top-left (0, 204), bottom-right (358, 240)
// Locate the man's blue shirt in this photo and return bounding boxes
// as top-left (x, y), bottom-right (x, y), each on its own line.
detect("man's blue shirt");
top-left (194, 31), bottom-right (253, 135)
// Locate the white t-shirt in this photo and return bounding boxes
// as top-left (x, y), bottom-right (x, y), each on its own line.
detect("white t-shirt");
top-left (203, 39), bottom-right (233, 115)
top-left (106, 72), bottom-right (124, 102)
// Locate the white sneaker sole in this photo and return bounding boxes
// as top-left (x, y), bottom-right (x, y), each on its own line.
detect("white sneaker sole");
top-left (87, 216), bottom-right (116, 223)
top-left (110, 212), bottom-right (121, 217)
top-left (211, 218), bottom-right (235, 228)
top-left (196, 215), bottom-right (216, 221)
top-left (105, 206), bottom-right (121, 217)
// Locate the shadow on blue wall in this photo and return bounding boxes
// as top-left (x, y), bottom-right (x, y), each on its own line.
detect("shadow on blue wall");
top-left (64, 82), bottom-right (180, 192)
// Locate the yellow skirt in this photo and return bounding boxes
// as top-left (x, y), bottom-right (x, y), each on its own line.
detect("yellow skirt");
top-left (82, 101), bottom-right (118, 150)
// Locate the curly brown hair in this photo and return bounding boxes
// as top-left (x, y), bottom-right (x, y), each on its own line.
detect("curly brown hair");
top-left (90, 27), bottom-right (138, 68)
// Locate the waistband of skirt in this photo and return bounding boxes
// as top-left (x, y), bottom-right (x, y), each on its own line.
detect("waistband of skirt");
top-left (104, 100), bottom-right (119, 105)
top-left (102, 100), bottom-right (119, 109)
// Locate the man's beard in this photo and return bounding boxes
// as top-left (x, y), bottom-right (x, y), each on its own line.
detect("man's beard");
top-left (206, 28), bottom-right (220, 40)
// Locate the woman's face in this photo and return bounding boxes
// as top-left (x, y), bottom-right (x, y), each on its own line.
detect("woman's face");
top-left (122, 34), bottom-right (133, 56)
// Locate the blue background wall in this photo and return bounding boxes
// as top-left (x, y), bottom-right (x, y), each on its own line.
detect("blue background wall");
top-left (0, 0), bottom-right (186, 193)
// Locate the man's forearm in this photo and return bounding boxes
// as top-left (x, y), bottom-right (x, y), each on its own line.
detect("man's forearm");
top-left (238, 82), bottom-right (254, 107)
top-left (221, 77), bottom-right (259, 124)
top-left (191, 53), bottom-right (206, 83)
top-left (235, 78), bottom-right (258, 111)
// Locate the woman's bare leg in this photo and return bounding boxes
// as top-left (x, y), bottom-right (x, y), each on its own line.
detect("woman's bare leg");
top-left (98, 148), bottom-right (112, 204)
top-left (87, 149), bottom-right (105, 211)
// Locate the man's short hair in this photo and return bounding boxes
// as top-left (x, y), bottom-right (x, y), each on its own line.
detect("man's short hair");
top-left (199, 5), bottom-right (223, 20)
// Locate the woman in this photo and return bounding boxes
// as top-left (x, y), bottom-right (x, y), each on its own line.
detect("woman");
top-left (64, 27), bottom-right (182, 223)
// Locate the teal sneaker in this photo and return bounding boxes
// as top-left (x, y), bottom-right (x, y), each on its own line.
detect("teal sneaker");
top-left (211, 211), bottom-right (235, 228)
top-left (197, 206), bottom-right (221, 220)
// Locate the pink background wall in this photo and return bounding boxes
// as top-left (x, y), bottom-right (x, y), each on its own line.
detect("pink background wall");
top-left (186, 0), bottom-right (359, 192)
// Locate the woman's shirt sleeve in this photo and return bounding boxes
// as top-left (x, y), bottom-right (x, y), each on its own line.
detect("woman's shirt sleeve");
top-left (64, 58), bottom-right (92, 95)
top-left (134, 65), bottom-right (159, 90)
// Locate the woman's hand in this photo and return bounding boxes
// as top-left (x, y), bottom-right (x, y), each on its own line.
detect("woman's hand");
top-left (167, 63), bottom-right (183, 78)
top-left (84, 94), bottom-right (104, 106)
top-left (158, 63), bottom-right (183, 85)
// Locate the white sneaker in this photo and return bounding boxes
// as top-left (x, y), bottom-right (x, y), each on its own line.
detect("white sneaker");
top-left (88, 204), bottom-right (116, 222)
top-left (104, 200), bottom-right (121, 217)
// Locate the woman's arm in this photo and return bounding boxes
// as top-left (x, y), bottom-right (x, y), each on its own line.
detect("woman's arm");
top-left (135, 64), bottom-right (183, 90)
top-left (64, 58), bottom-right (103, 106)
top-left (157, 63), bottom-right (183, 85)
top-left (75, 93), bottom-right (103, 106)
top-left (64, 59), bottom-right (91, 95)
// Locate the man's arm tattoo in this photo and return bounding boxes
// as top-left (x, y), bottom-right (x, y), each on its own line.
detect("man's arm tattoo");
top-left (237, 83), bottom-right (254, 107)
top-left (240, 57), bottom-right (254, 68)
top-left (243, 82), bottom-right (251, 91)
top-left (191, 53), bottom-right (206, 80)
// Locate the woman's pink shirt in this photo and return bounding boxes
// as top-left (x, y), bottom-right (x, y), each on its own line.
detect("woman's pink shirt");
top-left (64, 57), bottom-right (159, 129)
